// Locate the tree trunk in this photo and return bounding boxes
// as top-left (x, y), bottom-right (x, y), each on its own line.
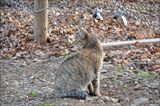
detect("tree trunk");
top-left (34, 0), bottom-right (48, 44)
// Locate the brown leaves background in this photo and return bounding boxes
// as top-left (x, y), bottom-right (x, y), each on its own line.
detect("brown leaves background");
top-left (0, 0), bottom-right (159, 72)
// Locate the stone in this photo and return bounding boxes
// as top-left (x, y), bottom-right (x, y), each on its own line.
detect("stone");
top-left (150, 104), bottom-right (159, 106)
top-left (131, 97), bottom-right (149, 106)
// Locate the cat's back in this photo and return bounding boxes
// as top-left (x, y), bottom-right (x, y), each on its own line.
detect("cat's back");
top-left (58, 51), bottom-right (95, 75)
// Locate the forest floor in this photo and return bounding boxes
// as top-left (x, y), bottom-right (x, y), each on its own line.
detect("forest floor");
top-left (0, 0), bottom-right (160, 106)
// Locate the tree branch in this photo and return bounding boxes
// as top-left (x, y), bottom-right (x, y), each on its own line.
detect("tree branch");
top-left (101, 38), bottom-right (160, 48)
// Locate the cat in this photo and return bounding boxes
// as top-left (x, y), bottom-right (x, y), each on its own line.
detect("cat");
top-left (54, 28), bottom-right (104, 100)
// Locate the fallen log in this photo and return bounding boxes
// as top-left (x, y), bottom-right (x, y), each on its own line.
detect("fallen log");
top-left (101, 38), bottom-right (160, 48)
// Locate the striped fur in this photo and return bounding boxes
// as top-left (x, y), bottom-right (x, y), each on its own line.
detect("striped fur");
top-left (54, 28), bottom-right (104, 99)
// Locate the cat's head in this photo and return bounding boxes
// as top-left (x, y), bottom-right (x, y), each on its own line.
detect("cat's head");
top-left (72, 28), bottom-right (98, 49)
top-left (73, 28), bottom-right (92, 48)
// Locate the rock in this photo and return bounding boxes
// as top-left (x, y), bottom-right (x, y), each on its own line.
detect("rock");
top-left (99, 96), bottom-right (119, 103)
top-left (86, 96), bottom-right (98, 101)
top-left (60, 102), bottom-right (71, 106)
top-left (133, 84), bottom-right (142, 90)
top-left (101, 69), bottom-right (108, 74)
top-left (86, 96), bottom-right (121, 106)
top-left (150, 104), bottom-right (159, 106)
top-left (131, 97), bottom-right (149, 106)
top-left (97, 99), bottom-right (105, 104)
top-left (106, 103), bottom-right (121, 106)
top-left (145, 80), bottom-right (160, 89)
top-left (101, 63), bottom-right (116, 73)
top-left (86, 96), bottom-right (118, 103)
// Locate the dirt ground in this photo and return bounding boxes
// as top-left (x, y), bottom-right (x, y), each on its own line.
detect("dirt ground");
top-left (0, 55), bottom-right (159, 106)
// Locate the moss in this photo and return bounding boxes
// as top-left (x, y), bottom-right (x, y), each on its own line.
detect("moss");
top-left (116, 64), bottom-right (124, 73)
top-left (123, 84), bottom-right (128, 89)
top-left (36, 103), bottom-right (53, 106)
top-left (27, 91), bottom-right (37, 97)
top-left (135, 71), bottom-right (157, 79)
top-left (111, 64), bottom-right (124, 85)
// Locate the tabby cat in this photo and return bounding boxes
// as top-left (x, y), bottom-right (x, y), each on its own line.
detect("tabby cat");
top-left (54, 28), bottom-right (104, 100)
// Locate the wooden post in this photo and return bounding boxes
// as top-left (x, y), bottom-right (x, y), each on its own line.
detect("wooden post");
top-left (34, 0), bottom-right (48, 44)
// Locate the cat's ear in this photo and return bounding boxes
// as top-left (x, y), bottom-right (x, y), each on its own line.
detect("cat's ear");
top-left (79, 28), bottom-right (90, 40)
top-left (79, 27), bottom-right (88, 35)
top-left (76, 27), bottom-right (85, 39)
top-left (72, 28), bottom-right (85, 45)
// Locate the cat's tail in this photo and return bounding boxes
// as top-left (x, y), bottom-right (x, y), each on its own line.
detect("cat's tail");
top-left (60, 90), bottom-right (88, 100)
